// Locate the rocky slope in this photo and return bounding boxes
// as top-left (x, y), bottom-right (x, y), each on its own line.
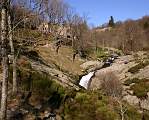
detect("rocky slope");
top-left (80, 51), bottom-right (149, 111)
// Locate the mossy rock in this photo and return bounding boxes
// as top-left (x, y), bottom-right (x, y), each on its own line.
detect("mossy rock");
top-left (128, 61), bottom-right (149, 74)
top-left (131, 82), bottom-right (149, 98)
top-left (124, 78), bottom-right (149, 86)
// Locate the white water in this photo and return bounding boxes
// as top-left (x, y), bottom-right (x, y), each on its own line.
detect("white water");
top-left (79, 71), bottom-right (95, 89)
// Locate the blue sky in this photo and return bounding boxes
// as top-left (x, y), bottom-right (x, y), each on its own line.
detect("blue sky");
top-left (65, 0), bottom-right (149, 27)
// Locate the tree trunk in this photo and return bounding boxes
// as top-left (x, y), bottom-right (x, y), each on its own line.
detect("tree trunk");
top-left (0, 1), bottom-right (9, 119)
top-left (7, 6), bottom-right (17, 94)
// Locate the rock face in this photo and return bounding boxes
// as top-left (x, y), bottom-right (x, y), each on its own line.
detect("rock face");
top-left (140, 99), bottom-right (149, 110)
top-left (140, 92), bottom-right (149, 110)
top-left (30, 59), bottom-right (80, 91)
top-left (0, 73), bottom-right (2, 82)
top-left (123, 95), bottom-right (139, 106)
top-left (80, 61), bottom-right (103, 71)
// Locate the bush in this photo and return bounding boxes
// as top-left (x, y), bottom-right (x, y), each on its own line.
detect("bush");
top-left (124, 78), bottom-right (139, 86)
top-left (63, 91), bottom-right (119, 120)
top-left (124, 78), bottom-right (149, 86)
top-left (63, 90), bottom-right (142, 120)
top-left (96, 106), bottom-right (118, 120)
top-left (124, 78), bottom-right (149, 98)
top-left (143, 111), bottom-right (149, 120)
top-left (131, 82), bottom-right (149, 98)
top-left (95, 47), bottom-right (108, 59)
top-left (125, 105), bottom-right (142, 120)
top-left (128, 61), bottom-right (149, 73)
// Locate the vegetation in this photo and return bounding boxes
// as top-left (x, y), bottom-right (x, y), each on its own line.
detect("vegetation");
top-left (124, 78), bottom-right (149, 86)
top-left (124, 78), bottom-right (149, 98)
top-left (131, 82), bottom-right (149, 99)
top-left (96, 47), bottom-right (108, 59)
top-left (128, 60), bottom-right (149, 73)
top-left (62, 90), bottom-right (142, 120)
top-left (1, 0), bottom-right (149, 119)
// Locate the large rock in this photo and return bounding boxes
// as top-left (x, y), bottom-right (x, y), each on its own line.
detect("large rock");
top-left (140, 92), bottom-right (149, 110)
top-left (140, 99), bottom-right (149, 110)
top-left (0, 73), bottom-right (2, 83)
top-left (123, 95), bottom-right (139, 106)
top-left (80, 61), bottom-right (102, 70)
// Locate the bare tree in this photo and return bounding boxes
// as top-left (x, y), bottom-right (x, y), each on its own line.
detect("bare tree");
top-left (0, 0), bottom-right (9, 119)
top-left (101, 72), bottom-right (127, 120)
top-left (7, 0), bottom-right (18, 94)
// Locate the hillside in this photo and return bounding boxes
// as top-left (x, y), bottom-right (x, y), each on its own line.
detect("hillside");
top-left (1, 41), bottom-right (149, 119)
top-left (93, 16), bottom-right (149, 53)
top-left (1, 1), bottom-right (149, 119)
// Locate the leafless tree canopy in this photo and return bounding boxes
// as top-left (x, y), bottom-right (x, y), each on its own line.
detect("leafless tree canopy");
top-left (101, 72), bottom-right (123, 98)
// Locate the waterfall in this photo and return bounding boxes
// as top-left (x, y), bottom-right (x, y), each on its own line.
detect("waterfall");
top-left (79, 71), bottom-right (95, 89)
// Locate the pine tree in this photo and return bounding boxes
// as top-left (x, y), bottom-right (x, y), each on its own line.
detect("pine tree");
top-left (109, 16), bottom-right (115, 27)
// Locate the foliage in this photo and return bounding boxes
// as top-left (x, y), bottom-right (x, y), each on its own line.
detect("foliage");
top-left (131, 82), bottom-right (149, 99)
top-left (124, 78), bottom-right (148, 86)
top-left (20, 70), bottom-right (65, 98)
top-left (124, 78), bottom-right (149, 98)
top-left (109, 16), bottom-right (115, 27)
top-left (128, 61), bottom-right (149, 73)
top-left (124, 105), bottom-right (141, 120)
top-left (96, 47), bottom-right (108, 59)
top-left (63, 91), bottom-right (118, 120)
top-left (143, 111), bottom-right (149, 120)
top-left (62, 90), bottom-right (142, 120)
top-left (124, 78), bottom-right (138, 86)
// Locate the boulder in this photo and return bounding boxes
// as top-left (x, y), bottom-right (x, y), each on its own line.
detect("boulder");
top-left (140, 99), bottom-right (149, 110)
top-left (80, 61), bottom-right (102, 70)
top-left (123, 95), bottom-right (139, 106)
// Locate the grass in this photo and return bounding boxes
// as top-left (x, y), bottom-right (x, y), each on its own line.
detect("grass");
top-left (36, 45), bottom-right (84, 76)
top-left (128, 60), bottom-right (149, 74)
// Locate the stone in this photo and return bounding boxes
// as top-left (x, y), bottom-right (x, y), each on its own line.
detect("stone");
top-left (80, 61), bottom-right (102, 70)
top-left (127, 90), bottom-right (134, 95)
top-left (140, 99), bottom-right (149, 110)
top-left (123, 95), bottom-right (139, 106)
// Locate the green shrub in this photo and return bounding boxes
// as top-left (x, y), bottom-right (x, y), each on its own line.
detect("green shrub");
top-left (124, 78), bottom-right (149, 98)
top-left (128, 61), bottom-right (149, 73)
top-left (143, 111), bottom-right (149, 120)
top-left (63, 91), bottom-right (119, 120)
top-left (124, 78), bottom-right (149, 86)
top-left (17, 65), bottom-right (65, 98)
top-left (62, 90), bottom-right (142, 120)
top-left (124, 78), bottom-right (139, 86)
top-left (125, 105), bottom-right (142, 120)
top-left (96, 48), bottom-right (108, 59)
top-left (96, 106), bottom-right (118, 120)
top-left (131, 82), bottom-right (149, 98)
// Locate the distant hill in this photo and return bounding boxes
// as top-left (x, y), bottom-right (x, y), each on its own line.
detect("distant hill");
top-left (92, 16), bottom-right (149, 53)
